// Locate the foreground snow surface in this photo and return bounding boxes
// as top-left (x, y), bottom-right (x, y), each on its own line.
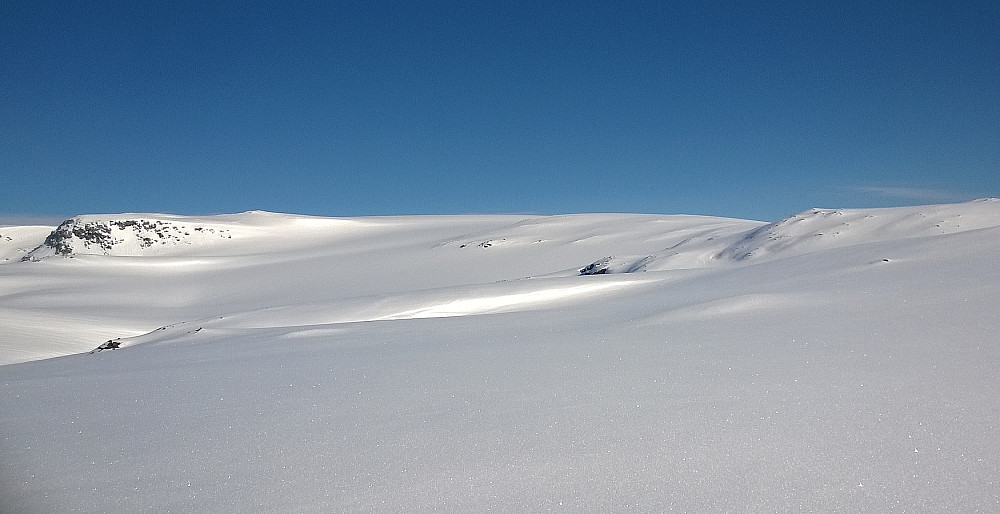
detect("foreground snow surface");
top-left (2, 202), bottom-right (1000, 511)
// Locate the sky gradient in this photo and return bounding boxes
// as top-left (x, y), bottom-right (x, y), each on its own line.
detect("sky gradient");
top-left (4, 1), bottom-right (999, 222)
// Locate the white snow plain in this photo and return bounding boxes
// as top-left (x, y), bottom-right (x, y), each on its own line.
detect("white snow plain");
top-left (2, 200), bottom-right (999, 511)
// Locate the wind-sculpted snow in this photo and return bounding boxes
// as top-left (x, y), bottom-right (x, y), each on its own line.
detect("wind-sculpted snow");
top-left (578, 199), bottom-right (1000, 274)
top-left (2, 201), bottom-right (1000, 511)
top-left (717, 198), bottom-right (1000, 261)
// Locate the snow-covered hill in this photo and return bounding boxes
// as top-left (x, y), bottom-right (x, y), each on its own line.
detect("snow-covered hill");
top-left (717, 198), bottom-right (1000, 261)
top-left (580, 198), bottom-right (1000, 273)
top-left (0, 224), bottom-right (55, 262)
top-left (17, 211), bottom-right (366, 260)
top-left (21, 215), bottom-right (235, 259)
top-left (2, 201), bottom-right (1000, 511)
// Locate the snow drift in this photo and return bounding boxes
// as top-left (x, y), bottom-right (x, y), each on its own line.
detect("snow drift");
top-left (2, 200), bottom-right (999, 511)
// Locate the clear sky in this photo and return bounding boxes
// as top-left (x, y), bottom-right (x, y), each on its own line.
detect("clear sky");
top-left (3, 1), bottom-right (998, 222)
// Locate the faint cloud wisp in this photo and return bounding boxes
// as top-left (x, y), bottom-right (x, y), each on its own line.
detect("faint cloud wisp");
top-left (850, 186), bottom-right (979, 204)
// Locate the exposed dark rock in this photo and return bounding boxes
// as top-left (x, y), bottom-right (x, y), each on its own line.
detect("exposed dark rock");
top-left (90, 339), bottom-right (122, 353)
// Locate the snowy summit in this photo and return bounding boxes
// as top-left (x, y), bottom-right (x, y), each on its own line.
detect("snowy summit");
top-left (2, 200), bottom-right (1000, 511)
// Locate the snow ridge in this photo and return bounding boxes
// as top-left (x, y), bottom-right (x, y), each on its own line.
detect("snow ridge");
top-left (717, 198), bottom-right (1000, 261)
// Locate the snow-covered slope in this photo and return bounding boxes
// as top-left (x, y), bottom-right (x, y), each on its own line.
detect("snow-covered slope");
top-left (0, 224), bottom-right (54, 263)
top-left (0, 211), bottom-right (763, 364)
top-left (717, 198), bottom-right (1000, 261)
top-left (2, 201), bottom-right (1000, 511)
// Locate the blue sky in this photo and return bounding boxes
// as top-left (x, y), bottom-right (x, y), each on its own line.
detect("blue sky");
top-left (3, 1), bottom-right (998, 222)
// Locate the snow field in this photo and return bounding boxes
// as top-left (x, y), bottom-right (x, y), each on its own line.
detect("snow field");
top-left (2, 201), bottom-right (999, 511)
